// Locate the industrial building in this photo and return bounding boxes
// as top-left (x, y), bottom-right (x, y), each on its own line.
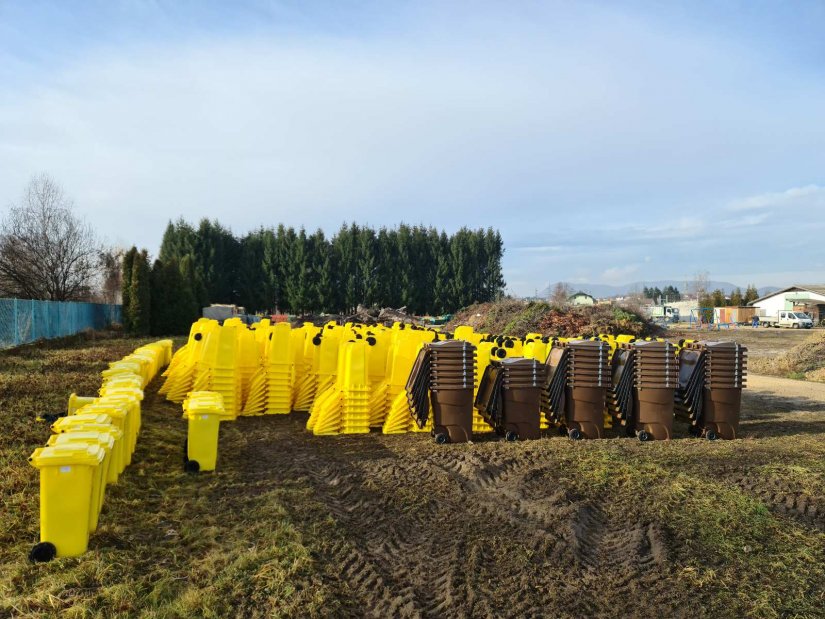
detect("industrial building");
top-left (749, 285), bottom-right (825, 325)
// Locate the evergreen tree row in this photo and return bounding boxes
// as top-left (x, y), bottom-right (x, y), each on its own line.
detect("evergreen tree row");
top-left (121, 247), bottom-right (200, 336)
top-left (156, 219), bottom-right (506, 315)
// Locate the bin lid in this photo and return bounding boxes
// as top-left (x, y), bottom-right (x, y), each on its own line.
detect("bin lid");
top-left (182, 406), bottom-right (232, 419)
top-left (98, 385), bottom-right (143, 402)
top-left (50, 422), bottom-right (123, 439)
top-left (99, 387), bottom-right (144, 401)
top-left (29, 443), bottom-right (105, 468)
top-left (75, 403), bottom-right (128, 419)
top-left (47, 431), bottom-right (116, 450)
top-left (96, 394), bottom-right (140, 408)
top-left (52, 413), bottom-right (113, 429)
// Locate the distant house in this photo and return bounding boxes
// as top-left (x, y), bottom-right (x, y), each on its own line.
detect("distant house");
top-left (568, 291), bottom-right (595, 306)
top-left (748, 284), bottom-right (825, 324)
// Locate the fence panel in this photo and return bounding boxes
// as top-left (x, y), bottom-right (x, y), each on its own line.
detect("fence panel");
top-left (0, 298), bottom-right (122, 349)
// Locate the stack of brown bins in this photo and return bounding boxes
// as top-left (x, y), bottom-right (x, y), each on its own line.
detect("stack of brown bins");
top-left (476, 358), bottom-right (546, 441)
top-left (702, 341), bottom-right (747, 439)
top-left (500, 358), bottom-right (545, 440)
top-left (565, 340), bottom-right (611, 439)
top-left (542, 343), bottom-right (569, 426)
top-left (429, 340), bottom-right (476, 444)
top-left (633, 340), bottom-right (679, 441)
top-left (606, 344), bottom-right (636, 433)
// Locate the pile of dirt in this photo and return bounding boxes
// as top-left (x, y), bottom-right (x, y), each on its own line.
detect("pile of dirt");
top-left (446, 300), bottom-right (661, 338)
top-left (749, 330), bottom-right (825, 381)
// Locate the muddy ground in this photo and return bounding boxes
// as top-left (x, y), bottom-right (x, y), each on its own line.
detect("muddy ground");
top-left (230, 373), bottom-right (825, 618)
top-left (2, 334), bottom-right (824, 618)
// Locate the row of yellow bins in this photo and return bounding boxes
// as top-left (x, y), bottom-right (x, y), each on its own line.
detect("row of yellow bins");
top-left (28, 340), bottom-right (172, 562)
top-left (162, 319), bottom-right (563, 436)
top-left (182, 391), bottom-right (235, 473)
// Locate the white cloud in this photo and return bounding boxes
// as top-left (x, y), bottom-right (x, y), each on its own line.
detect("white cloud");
top-left (601, 265), bottom-right (639, 282)
top-left (727, 184), bottom-right (825, 212)
top-left (1, 3), bottom-right (825, 297)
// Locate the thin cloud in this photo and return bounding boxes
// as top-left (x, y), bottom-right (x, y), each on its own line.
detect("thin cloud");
top-left (0, 2), bottom-right (823, 296)
top-left (727, 185), bottom-right (825, 212)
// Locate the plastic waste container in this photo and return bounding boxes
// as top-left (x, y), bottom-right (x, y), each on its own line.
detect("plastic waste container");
top-left (182, 392), bottom-right (233, 472)
top-left (51, 413), bottom-right (127, 478)
top-left (28, 443), bottom-right (105, 560)
top-left (45, 431), bottom-right (116, 531)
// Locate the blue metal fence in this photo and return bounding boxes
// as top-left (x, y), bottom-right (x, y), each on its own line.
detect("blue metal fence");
top-left (0, 298), bottom-right (122, 349)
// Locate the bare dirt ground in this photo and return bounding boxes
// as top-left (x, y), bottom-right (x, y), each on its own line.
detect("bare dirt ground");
top-left (2, 334), bottom-right (824, 618)
top-left (668, 325), bottom-right (817, 360)
top-left (233, 374), bottom-right (825, 618)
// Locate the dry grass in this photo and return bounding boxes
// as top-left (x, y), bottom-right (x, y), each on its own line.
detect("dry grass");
top-left (1, 334), bottom-right (824, 617)
top-left (748, 330), bottom-right (825, 381)
top-left (0, 333), bottom-right (338, 618)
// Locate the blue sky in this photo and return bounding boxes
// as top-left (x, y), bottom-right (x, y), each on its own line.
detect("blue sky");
top-left (1, 1), bottom-right (824, 296)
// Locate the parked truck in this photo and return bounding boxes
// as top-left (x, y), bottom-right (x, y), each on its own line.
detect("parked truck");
top-left (202, 304), bottom-right (250, 323)
top-left (646, 305), bottom-right (680, 323)
top-left (757, 310), bottom-right (813, 329)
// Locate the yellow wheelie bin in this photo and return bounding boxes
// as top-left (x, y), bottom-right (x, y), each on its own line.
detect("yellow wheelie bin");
top-left (182, 392), bottom-right (233, 472)
top-left (28, 443), bottom-right (105, 561)
top-left (67, 393), bottom-right (97, 415)
top-left (73, 402), bottom-right (134, 464)
top-left (51, 413), bottom-right (127, 478)
top-left (45, 431), bottom-right (116, 531)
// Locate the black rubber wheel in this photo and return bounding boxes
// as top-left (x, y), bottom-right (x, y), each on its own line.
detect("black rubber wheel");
top-left (706, 430), bottom-right (718, 441)
top-left (505, 431), bottom-right (518, 442)
top-left (568, 428), bottom-right (583, 440)
top-left (29, 541), bottom-right (57, 563)
top-left (638, 430), bottom-right (651, 442)
top-left (185, 459), bottom-right (201, 474)
top-left (434, 433), bottom-right (449, 444)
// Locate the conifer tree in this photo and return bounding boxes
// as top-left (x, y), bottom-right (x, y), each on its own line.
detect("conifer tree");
top-left (128, 249), bottom-right (152, 335)
top-left (121, 246), bottom-right (138, 331)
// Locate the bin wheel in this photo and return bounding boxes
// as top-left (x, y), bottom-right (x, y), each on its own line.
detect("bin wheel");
top-left (505, 431), bottom-right (518, 442)
top-left (638, 430), bottom-right (651, 442)
top-left (434, 433), bottom-right (449, 444)
top-left (706, 430), bottom-right (718, 441)
top-left (568, 428), bottom-right (583, 440)
top-left (29, 541), bottom-right (57, 563)
top-left (185, 459), bottom-right (200, 474)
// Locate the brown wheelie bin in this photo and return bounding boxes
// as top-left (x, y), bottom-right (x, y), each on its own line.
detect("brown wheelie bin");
top-left (428, 340), bottom-right (476, 443)
top-left (565, 340), bottom-right (610, 439)
top-left (633, 341), bottom-right (678, 441)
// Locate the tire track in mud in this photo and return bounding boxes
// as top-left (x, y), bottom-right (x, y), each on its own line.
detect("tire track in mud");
top-left (728, 473), bottom-right (824, 531)
top-left (241, 420), bottom-right (679, 617)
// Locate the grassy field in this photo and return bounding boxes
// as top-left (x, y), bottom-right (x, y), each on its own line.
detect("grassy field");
top-left (1, 331), bottom-right (823, 618)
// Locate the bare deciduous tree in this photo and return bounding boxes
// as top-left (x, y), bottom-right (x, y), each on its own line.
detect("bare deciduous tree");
top-left (549, 282), bottom-right (572, 306)
top-left (0, 174), bottom-right (99, 301)
top-left (97, 247), bottom-right (124, 304)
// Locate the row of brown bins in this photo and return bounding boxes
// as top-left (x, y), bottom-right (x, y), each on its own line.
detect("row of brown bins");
top-left (407, 338), bottom-right (746, 443)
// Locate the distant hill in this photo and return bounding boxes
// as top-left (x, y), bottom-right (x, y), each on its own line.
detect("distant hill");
top-left (539, 280), bottom-right (779, 299)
